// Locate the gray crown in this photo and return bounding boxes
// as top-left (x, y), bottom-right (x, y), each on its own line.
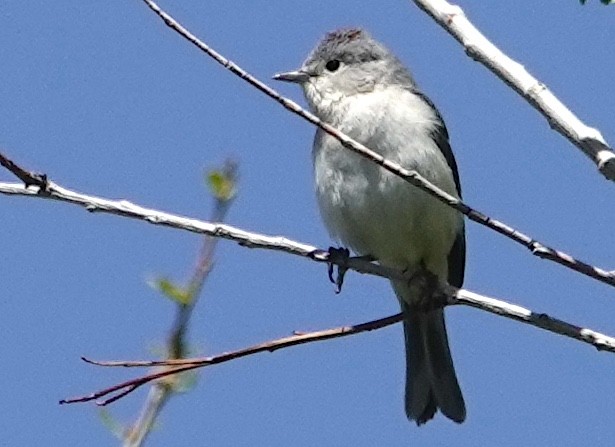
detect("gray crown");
top-left (305, 28), bottom-right (416, 87)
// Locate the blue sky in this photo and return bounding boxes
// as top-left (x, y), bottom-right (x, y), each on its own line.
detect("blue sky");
top-left (1, 1), bottom-right (615, 446)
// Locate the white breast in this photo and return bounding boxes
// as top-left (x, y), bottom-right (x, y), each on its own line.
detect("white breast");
top-left (312, 86), bottom-right (462, 276)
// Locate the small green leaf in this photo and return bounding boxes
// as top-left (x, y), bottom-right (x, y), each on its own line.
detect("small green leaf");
top-left (206, 169), bottom-right (237, 201)
top-left (151, 278), bottom-right (193, 305)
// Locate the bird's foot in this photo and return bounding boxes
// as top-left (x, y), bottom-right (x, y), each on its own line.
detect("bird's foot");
top-left (327, 247), bottom-right (350, 294)
top-left (405, 268), bottom-right (448, 312)
top-left (327, 248), bottom-right (376, 294)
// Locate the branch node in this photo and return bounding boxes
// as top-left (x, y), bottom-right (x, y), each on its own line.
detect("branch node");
top-left (0, 151), bottom-right (50, 191)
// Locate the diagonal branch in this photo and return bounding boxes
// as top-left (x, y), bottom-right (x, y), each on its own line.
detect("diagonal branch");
top-left (59, 284), bottom-right (615, 406)
top-left (0, 151), bottom-right (48, 189)
top-left (59, 313), bottom-right (403, 405)
top-left (134, 1), bottom-right (615, 288)
top-left (412, 0), bottom-right (615, 181)
top-left (123, 160), bottom-right (238, 447)
top-left (2, 176), bottom-right (614, 287)
top-left (0, 176), bottom-right (401, 282)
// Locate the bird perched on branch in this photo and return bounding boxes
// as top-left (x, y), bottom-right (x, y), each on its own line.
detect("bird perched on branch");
top-left (274, 28), bottom-right (466, 425)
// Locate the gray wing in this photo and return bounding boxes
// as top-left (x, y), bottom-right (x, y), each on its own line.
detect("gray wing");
top-left (414, 90), bottom-right (466, 288)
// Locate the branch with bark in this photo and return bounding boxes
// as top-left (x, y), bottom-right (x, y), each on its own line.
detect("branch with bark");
top-left (1, 152), bottom-right (614, 407)
top-left (1, 150), bottom-right (613, 289)
top-left (59, 283), bottom-right (615, 406)
top-left (412, 0), bottom-right (615, 181)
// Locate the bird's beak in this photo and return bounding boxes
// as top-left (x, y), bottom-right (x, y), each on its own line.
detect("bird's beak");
top-left (272, 69), bottom-right (310, 84)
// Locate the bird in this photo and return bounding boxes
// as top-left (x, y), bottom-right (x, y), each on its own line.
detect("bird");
top-left (273, 28), bottom-right (466, 425)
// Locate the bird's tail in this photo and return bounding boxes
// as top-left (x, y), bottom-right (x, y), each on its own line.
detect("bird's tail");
top-left (398, 297), bottom-right (466, 425)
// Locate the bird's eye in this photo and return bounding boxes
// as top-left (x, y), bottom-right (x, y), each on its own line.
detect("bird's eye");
top-left (325, 59), bottom-right (341, 72)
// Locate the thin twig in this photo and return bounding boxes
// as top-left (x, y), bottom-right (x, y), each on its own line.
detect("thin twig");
top-left (123, 386), bottom-right (170, 447)
top-left (170, 160), bottom-right (239, 356)
top-left (59, 313), bottom-right (404, 405)
top-left (60, 283), bottom-right (615, 406)
top-left (411, 0), bottom-right (615, 181)
top-left (123, 160), bottom-right (238, 447)
top-left (135, 0), bottom-right (615, 288)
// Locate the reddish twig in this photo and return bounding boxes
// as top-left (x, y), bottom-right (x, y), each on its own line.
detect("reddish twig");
top-left (61, 281), bottom-right (615, 406)
top-left (60, 313), bottom-right (404, 405)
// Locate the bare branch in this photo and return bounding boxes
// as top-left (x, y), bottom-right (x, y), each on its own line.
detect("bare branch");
top-left (450, 287), bottom-right (615, 352)
top-left (412, 0), bottom-right (615, 181)
top-left (134, 1), bottom-right (615, 288)
top-left (2, 177), bottom-right (614, 287)
top-left (0, 151), bottom-right (48, 189)
top-left (0, 176), bottom-right (405, 282)
top-left (124, 386), bottom-right (170, 447)
top-left (60, 284), bottom-right (615, 406)
top-left (0, 180), bottom-right (323, 264)
top-left (126, 365), bottom-right (177, 440)
top-left (60, 313), bottom-right (404, 405)
top-left (123, 160), bottom-right (239, 447)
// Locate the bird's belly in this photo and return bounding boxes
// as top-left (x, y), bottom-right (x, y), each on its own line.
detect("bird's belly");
top-left (315, 155), bottom-right (459, 273)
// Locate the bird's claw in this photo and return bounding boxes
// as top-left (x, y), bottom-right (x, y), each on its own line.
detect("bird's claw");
top-left (327, 247), bottom-right (350, 294)
top-left (327, 248), bottom-right (378, 294)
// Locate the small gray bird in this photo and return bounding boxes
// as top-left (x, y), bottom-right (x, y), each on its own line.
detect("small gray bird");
top-left (274, 28), bottom-right (466, 425)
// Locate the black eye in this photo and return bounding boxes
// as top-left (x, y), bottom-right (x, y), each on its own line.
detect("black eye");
top-left (325, 59), bottom-right (341, 72)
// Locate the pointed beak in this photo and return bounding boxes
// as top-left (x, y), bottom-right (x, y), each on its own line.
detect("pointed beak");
top-left (272, 69), bottom-right (310, 84)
